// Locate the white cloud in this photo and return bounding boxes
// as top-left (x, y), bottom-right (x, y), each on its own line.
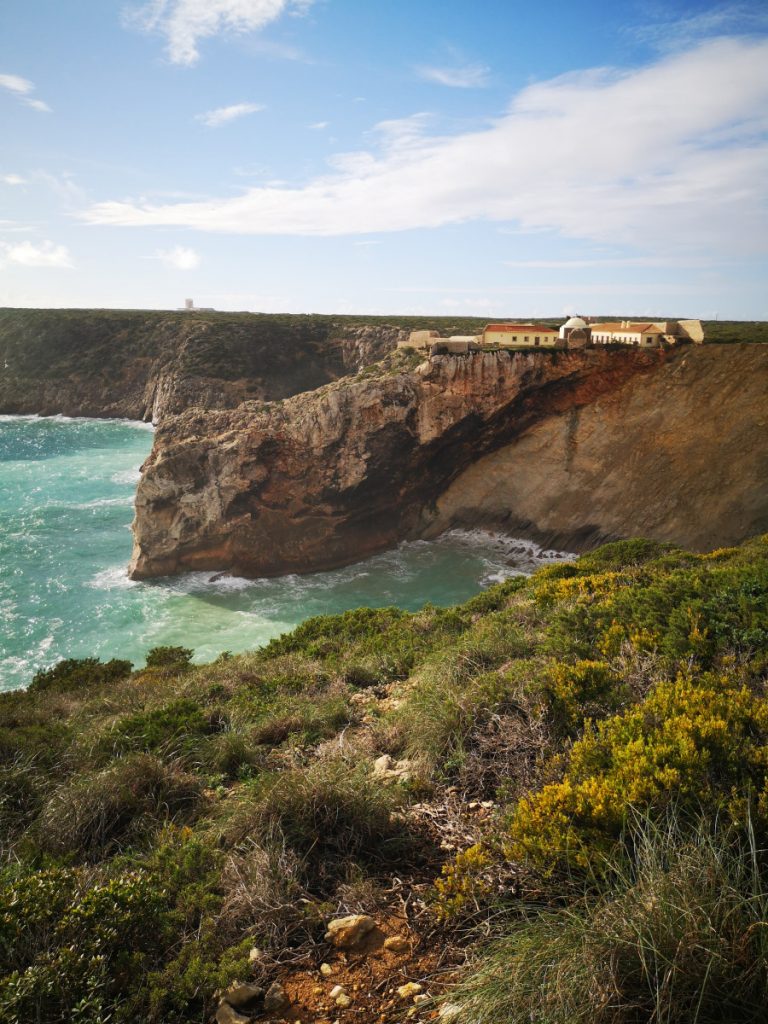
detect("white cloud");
top-left (0, 73), bottom-right (33, 94)
top-left (0, 240), bottom-right (73, 268)
top-left (0, 73), bottom-right (51, 112)
top-left (129, 0), bottom-right (315, 65)
top-left (82, 37), bottom-right (768, 258)
top-left (154, 245), bottom-right (200, 269)
top-left (1, 174), bottom-right (25, 186)
top-left (417, 61), bottom-right (490, 88)
top-left (308, 120), bottom-right (328, 130)
top-left (24, 98), bottom-right (52, 113)
top-left (196, 101), bottom-right (264, 127)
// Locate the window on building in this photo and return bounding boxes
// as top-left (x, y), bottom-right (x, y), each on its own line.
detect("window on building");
top-left (535, 337), bottom-right (540, 344)
top-left (524, 336), bottom-right (529, 343)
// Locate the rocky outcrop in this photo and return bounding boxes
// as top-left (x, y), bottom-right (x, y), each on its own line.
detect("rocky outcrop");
top-left (0, 308), bottom-right (401, 421)
top-left (128, 346), bottom-right (691, 579)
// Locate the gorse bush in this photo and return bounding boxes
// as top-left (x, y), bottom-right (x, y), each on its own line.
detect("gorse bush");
top-left (508, 667), bottom-right (768, 873)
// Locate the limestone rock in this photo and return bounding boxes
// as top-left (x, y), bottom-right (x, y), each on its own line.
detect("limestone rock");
top-left (335, 993), bottom-right (353, 1009)
top-left (324, 914), bottom-right (377, 949)
top-left (397, 982), bottom-right (424, 1000)
top-left (216, 1003), bottom-right (252, 1024)
top-left (263, 981), bottom-right (290, 1013)
top-left (319, 962), bottom-right (334, 977)
top-left (372, 755), bottom-right (414, 784)
top-left (383, 934), bottom-right (410, 953)
top-left (128, 344), bottom-right (768, 582)
top-left (221, 983), bottom-right (263, 1010)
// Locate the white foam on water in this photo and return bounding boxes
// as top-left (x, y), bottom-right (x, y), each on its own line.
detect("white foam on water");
top-left (111, 467), bottom-right (142, 484)
top-left (73, 496), bottom-right (135, 510)
top-left (89, 565), bottom-right (140, 590)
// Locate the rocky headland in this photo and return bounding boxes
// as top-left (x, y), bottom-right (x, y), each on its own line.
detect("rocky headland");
top-left (129, 342), bottom-right (768, 579)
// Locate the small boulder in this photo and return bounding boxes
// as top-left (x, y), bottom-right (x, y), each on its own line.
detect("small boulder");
top-left (216, 1003), bottom-right (251, 1024)
top-left (263, 981), bottom-right (290, 1014)
top-left (384, 934), bottom-right (409, 953)
top-left (222, 983), bottom-right (264, 1010)
top-left (397, 982), bottom-right (423, 1000)
top-left (324, 914), bottom-right (377, 949)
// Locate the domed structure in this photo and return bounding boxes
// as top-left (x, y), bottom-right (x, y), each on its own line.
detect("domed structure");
top-left (559, 316), bottom-right (587, 339)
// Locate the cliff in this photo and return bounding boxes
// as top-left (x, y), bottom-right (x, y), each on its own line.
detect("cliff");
top-left (129, 343), bottom-right (768, 579)
top-left (0, 308), bottom-right (403, 421)
top-left (129, 346), bottom-right (765, 581)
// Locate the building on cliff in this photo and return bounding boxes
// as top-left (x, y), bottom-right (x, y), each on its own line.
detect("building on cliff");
top-left (482, 324), bottom-right (560, 347)
top-left (589, 319), bottom-right (704, 346)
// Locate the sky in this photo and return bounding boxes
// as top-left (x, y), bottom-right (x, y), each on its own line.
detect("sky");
top-left (1, 0), bottom-right (767, 319)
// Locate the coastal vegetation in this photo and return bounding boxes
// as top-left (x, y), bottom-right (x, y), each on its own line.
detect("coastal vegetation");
top-left (1, 535), bottom-right (767, 1022)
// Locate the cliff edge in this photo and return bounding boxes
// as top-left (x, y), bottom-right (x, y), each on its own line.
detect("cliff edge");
top-left (124, 344), bottom-right (768, 580)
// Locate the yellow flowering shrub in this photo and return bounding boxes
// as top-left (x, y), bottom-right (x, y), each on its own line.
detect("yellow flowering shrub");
top-left (507, 669), bottom-right (768, 872)
top-left (433, 843), bottom-right (493, 919)
top-left (542, 659), bottom-right (626, 731)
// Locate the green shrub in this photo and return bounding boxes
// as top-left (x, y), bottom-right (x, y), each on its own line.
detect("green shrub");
top-left (0, 865), bottom-right (170, 1024)
top-left (29, 657), bottom-right (133, 693)
top-left (144, 646), bottom-right (193, 671)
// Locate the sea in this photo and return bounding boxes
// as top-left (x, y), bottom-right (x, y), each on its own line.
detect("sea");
top-left (0, 415), bottom-right (573, 692)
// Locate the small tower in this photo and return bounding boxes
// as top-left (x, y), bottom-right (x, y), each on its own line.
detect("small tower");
top-left (184, 298), bottom-right (194, 310)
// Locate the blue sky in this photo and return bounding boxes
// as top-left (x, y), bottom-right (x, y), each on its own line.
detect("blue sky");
top-left (1, 0), bottom-right (767, 318)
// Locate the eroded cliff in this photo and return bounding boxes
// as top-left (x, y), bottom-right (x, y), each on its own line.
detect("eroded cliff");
top-left (127, 345), bottom-right (734, 579)
top-left (0, 308), bottom-right (404, 421)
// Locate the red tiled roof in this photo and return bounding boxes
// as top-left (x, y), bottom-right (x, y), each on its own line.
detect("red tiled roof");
top-left (484, 324), bottom-right (557, 333)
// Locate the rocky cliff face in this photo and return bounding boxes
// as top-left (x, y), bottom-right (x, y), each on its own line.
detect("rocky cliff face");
top-left (427, 343), bottom-right (768, 552)
top-left (0, 308), bottom-right (401, 421)
top-left (129, 346), bottom-right (689, 579)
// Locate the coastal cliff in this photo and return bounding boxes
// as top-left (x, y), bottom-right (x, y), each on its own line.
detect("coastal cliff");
top-left (0, 308), bottom-right (402, 421)
top-left (129, 343), bottom-right (768, 579)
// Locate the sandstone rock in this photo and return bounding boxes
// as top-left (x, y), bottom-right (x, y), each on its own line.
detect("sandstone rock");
top-left (216, 1003), bottom-right (252, 1024)
top-left (221, 982), bottom-right (263, 1010)
top-left (383, 934), bottom-right (410, 953)
top-left (319, 962), bottom-right (334, 977)
top-left (324, 914), bottom-right (377, 949)
top-left (335, 993), bottom-right (353, 1009)
top-left (397, 982), bottom-right (424, 1000)
top-left (263, 981), bottom-right (290, 1013)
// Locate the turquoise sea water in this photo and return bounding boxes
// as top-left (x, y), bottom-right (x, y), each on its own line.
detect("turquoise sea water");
top-left (0, 416), bottom-right (572, 691)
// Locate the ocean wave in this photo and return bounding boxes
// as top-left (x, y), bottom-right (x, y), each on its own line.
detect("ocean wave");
top-left (0, 413), bottom-right (154, 430)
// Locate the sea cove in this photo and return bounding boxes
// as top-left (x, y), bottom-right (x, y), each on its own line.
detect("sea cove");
top-left (0, 415), bottom-right (570, 690)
